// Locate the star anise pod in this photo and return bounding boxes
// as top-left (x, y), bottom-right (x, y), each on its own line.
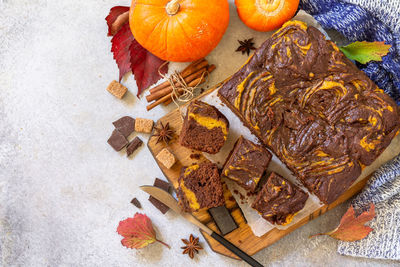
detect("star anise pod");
top-left (154, 122), bottom-right (174, 144)
top-left (236, 38), bottom-right (256, 56)
top-left (181, 234), bottom-right (203, 259)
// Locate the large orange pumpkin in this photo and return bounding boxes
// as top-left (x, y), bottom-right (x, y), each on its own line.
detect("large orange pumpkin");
top-left (235, 0), bottom-right (299, 32)
top-left (129, 0), bottom-right (230, 62)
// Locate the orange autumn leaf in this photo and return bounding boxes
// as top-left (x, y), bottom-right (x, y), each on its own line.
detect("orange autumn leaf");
top-left (117, 213), bottom-right (170, 249)
top-left (310, 203), bottom-right (375, 241)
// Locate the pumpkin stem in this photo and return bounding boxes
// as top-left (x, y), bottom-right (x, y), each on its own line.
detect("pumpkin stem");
top-left (166, 0), bottom-right (180, 15)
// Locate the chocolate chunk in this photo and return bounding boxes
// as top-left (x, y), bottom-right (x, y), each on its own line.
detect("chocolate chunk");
top-left (208, 206), bottom-right (238, 235)
top-left (113, 116), bottom-right (135, 138)
top-left (148, 196), bottom-right (169, 214)
top-left (130, 197), bottom-right (142, 209)
top-left (126, 137), bottom-right (143, 157)
top-left (107, 129), bottom-right (128, 151)
top-left (148, 178), bottom-right (171, 214)
top-left (153, 178), bottom-right (170, 192)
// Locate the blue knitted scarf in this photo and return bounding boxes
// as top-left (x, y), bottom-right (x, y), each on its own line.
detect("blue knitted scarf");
top-left (300, 0), bottom-right (400, 105)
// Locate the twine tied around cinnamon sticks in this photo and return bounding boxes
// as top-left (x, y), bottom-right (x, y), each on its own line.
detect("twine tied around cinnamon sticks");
top-left (146, 59), bottom-right (215, 111)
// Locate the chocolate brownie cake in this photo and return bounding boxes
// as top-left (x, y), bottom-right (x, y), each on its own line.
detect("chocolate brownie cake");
top-left (179, 100), bottom-right (229, 154)
top-left (177, 161), bottom-right (225, 212)
top-left (218, 20), bottom-right (400, 204)
top-left (222, 136), bottom-right (272, 192)
top-left (252, 172), bottom-right (308, 225)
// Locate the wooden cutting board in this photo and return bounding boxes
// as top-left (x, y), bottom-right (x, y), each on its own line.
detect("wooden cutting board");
top-left (147, 83), bottom-right (371, 260)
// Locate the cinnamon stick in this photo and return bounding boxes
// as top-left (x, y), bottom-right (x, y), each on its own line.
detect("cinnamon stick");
top-left (148, 59), bottom-right (206, 94)
top-left (146, 64), bottom-right (216, 111)
top-left (147, 78), bottom-right (204, 111)
top-left (163, 65), bottom-right (216, 106)
top-left (146, 66), bottom-right (208, 102)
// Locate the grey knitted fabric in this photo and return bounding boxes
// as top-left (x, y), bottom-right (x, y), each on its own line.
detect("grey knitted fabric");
top-left (337, 154), bottom-right (400, 260)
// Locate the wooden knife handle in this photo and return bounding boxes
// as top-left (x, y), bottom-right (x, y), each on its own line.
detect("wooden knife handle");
top-left (211, 232), bottom-right (264, 267)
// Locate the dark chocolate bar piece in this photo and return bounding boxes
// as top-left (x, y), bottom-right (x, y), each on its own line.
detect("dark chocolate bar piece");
top-left (107, 129), bottom-right (128, 151)
top-left (126, 137), bottom-right (143, 156)
top-left (208, 206), bottom-right (238, 235)
top-left (112, 116), bottom-right (135, 138)
top-left (148, 196), bottom-right (169, 214)
top-left (153, 178), bottom-right (171, 192)
top-left (148, 178), bottom-right (171, 214)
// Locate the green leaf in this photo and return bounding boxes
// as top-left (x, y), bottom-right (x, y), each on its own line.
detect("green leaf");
top-left (339, 41), bottom-right (391, 64)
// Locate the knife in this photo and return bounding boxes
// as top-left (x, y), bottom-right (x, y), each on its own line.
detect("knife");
top-left (140, 185), bottom-right (264, 267)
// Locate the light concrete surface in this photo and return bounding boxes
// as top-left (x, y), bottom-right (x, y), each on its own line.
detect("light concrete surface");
top-left (0, 1), bottom-right (398, 266)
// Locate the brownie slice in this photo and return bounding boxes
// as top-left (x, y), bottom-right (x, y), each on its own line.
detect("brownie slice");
top-left (252, 172), bottom-right (308, 225)
top-left (222, 136), bottom-right (272, 192)
top-left (177, 161), bottom-right (225, 212)
top-left (218, 20), bottom-right (400, 204)
top-left (179, 100), bottom-right (229, 154)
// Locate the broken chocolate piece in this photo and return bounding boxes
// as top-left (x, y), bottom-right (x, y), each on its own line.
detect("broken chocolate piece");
top-left (126, 137), bottom-right (143, 157)
top-left (148, 178), bottom-right (171, 214)
top-left (153, 178), bottom-right (171, 192)
top-left (208, 206), bottom-right (238, 235)
top-left (107, 129), bottom-right (128, 151)
top-left (130, 197), bottom-right (142, 209)
top-left (113, 116), bottom-right (135, 138)
top-left (148, 196), bottom-right (169, 214)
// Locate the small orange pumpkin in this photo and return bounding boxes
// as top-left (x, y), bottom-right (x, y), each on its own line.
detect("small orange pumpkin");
top-left (129, 0), bottom-right (230, 62)
top-left (235, 0), bottom-right (299, 32)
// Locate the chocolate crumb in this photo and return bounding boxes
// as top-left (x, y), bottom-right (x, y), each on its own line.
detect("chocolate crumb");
top-left (107, 129), bottom-right (128, 151)
top-left (126, 137), bottom-right (143, 157)
top-left (190, 153), bottom-right (201, 160)
top-left (233, 189), bottom-right (239, 195)
top-left (113, 116), bottom-right (135, 138)
top-left (130, 197), bottom-right (141, 209)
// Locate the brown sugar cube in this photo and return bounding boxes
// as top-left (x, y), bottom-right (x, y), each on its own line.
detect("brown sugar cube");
top-left (156, 148), bottom-right (176, 169)
top-left (135, 118), bottom-right (154, 133)
top-left (107, 80), bottom-right (127, 99)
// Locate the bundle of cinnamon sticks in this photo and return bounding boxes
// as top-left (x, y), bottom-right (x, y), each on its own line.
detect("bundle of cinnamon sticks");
top-left (146, 59), bottom-right (215, 111)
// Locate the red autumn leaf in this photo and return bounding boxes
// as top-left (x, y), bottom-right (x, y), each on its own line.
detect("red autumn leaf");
top-left (111, 23), bottom-right (134, 82)
top-left (107, 6), bottom-right (168, 97)
top-left (117, 213), bottom-right (170, 249)
top-left (105, 6), bottom-right (130, 36)
top-left (310, 203), bottom-right (375, 241)
top-left (130, 41), bottom-right (169, 94)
